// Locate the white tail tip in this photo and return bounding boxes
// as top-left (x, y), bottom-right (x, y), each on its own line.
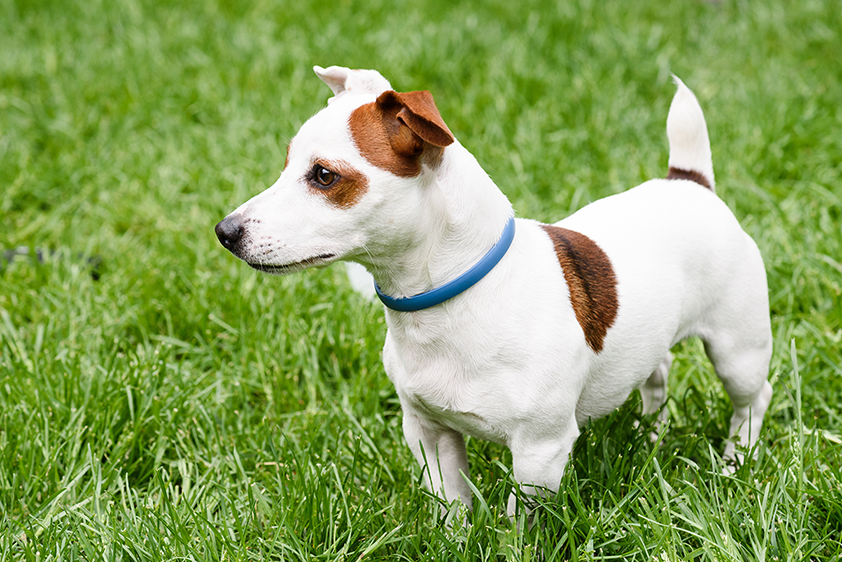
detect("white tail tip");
top-left (666, 76), bottom-right (715, 191)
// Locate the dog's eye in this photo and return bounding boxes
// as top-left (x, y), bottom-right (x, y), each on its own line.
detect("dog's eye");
top-left (314, 166), bottom-right (338, 187)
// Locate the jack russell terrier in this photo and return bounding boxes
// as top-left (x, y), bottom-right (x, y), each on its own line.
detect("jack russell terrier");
top-left (215, 66), bottom-right (773, 517)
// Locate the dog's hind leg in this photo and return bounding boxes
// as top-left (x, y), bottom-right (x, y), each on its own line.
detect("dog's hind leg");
top-left (640, 352), bottom-right (672, 417)
top-left (703, 320), bottom-right (773, 468)
top-left (638, 352), bottom-right (672, 441)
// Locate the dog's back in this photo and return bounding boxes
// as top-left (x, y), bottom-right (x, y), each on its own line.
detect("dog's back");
top-left (557, 181), bottom-right (769, 422)
top-left (556, 80), bottom-right (772, 451)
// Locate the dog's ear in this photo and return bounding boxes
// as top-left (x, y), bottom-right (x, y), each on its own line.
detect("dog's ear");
top-left (349, 89), bottom-right (456, 176)
top-left (314, 65), bottom-right (349, 96)
top-left (314, 66), bottom-right (392, 102)
top-left (376, 90), bottom-right (455, 148)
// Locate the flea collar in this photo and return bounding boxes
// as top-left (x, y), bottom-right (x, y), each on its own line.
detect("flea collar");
top-left (374, 215), bottom-right (516, 312)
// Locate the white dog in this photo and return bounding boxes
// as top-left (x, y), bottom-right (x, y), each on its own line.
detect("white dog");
top-left (216, 66), bottom-right (773, 517)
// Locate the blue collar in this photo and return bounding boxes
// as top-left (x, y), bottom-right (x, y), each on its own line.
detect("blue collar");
top-left (374, 215), bottom-right (516, 312)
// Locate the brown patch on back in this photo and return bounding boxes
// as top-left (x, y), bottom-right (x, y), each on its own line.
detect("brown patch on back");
top-left (349, 90), bottom-right (454, 177)
top-left (540, 225), bottom-right (618, 353)
top-left (310, 158), bottom-right (369, 209)
top-left (667, 166), bottom-right (711, 190)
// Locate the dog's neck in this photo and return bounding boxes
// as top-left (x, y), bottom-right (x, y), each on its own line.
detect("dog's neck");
top-left (358, 142), bottom-right (514, 303)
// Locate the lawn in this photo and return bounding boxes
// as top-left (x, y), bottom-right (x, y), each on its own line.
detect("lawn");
top-left (1, 0), bottom-right (841, 559)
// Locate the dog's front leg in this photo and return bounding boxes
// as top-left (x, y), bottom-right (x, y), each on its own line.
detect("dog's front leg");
top-left (402, 407), bottom-right (473, 510)
top-left (507, 415), bottom-right (580, 521)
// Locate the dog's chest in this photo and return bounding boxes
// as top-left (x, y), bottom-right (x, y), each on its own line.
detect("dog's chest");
top-left (408, 391), bottom-right (508, 444)
top-left (383, 323), bottom-right (515, 444)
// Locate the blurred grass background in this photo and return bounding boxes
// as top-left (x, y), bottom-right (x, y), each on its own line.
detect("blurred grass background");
top-left (1, 0), bottom-right (841, 559)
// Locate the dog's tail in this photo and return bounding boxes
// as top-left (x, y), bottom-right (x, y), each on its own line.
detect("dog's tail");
top-left (665, 76), bottom-right (715, 191)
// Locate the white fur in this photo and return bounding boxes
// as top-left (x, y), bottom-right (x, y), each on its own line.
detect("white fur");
top-left (667, 76), bottom-right (716, 189)
top-left (344, 262), bottom-right (377, 300)
top-left (217, 68), bottom-right (773, 517)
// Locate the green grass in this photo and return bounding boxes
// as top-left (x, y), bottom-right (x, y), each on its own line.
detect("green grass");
top-left (1, 0), bottom-right (841, 558)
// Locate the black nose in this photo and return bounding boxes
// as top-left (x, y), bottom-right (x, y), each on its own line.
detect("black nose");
top-left (215, 216), bottom-right (244, 251)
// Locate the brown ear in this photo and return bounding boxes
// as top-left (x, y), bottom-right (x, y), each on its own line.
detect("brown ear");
top-left (376, 90), bottom-right (455, 148)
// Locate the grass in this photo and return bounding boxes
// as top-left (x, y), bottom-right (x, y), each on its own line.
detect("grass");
top-left (1, 0), bottom-right (841, 558)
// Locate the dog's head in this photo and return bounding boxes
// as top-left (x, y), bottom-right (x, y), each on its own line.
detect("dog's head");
top-left (215, 66), bottom-right (455, 275)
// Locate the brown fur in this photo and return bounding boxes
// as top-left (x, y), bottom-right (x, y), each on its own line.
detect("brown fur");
top-left (310, 158), bottom-right (369, 209)
top-left (667, 166), bottom-right (711, 190)
top-left (540, 225), bottom-right (619, 353)
top-left (349, 90), bottom-right (454, 177)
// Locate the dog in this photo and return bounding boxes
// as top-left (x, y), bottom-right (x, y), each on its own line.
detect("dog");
top-left (215, 66), bottom-right (773, 517)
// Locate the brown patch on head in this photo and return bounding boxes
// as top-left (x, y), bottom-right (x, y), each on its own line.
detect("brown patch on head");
top-left (349, 90), bottom-right (454, 177)
top-left (284, 142), bottom-right (291, 170)
top-left (540, 225), bottom-right (618, 353)
top-left (306, 158), bottom-right (369, 209)
top-left (350, 101), bottom-right (422, 177)
top-left (666, 166), bottom-right (711, 190)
